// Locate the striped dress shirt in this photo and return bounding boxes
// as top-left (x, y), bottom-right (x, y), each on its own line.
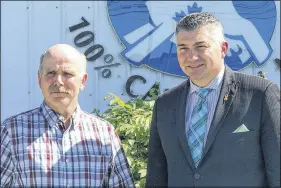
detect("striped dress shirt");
top-left (1, 102), bottom-right (135, 187)
top-left (186, 67), bottom-right (225, 147)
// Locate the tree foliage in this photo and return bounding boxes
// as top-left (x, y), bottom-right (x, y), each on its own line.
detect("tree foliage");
top-left (93, 92), bottom-right (157, 187)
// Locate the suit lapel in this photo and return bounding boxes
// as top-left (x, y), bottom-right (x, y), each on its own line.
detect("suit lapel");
top-left (201, 66), bottom-right (240, 162)
top-left (176, 80), bottom-right (196, 170)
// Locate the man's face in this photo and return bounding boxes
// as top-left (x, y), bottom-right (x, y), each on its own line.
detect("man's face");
top-left (176, 26), bottom-right (228, 87)
top-left (38, 55), bottom-right (87, 111)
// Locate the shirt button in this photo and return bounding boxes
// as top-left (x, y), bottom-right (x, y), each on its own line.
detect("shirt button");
top-left (67, 184), bottom-right (70, 188)
top-left (66, 159), bottom-right (69, 163)
top-left (194, 173), bottom-right (200, 179)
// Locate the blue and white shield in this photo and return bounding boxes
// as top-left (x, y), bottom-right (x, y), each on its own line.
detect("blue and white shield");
top-left (107, 1), bottom-right (276, 77)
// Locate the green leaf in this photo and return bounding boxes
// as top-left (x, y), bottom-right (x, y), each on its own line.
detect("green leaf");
top-left (127, 156), bottom-right (132, 166)
top-left (149, 101), bottom-right (155, 108)
top-left (109, 99), bottom-right (117, 106)
top-left (128, 139), bottom-right (135, 146)
top-left (116, 98), bottom-right (125, 107)
top-left (95, 92), bottom-right (158, 186)
top-left (139, 169), bottom-right (147, 178)
top-left (135, 116), bottom-right (141, 125)
top-left (125, 104), bottom-right (132, 109)
top-left (145, 118), bottom-right (151, 129)
top-left (104, 95), bottom-right (112, 100)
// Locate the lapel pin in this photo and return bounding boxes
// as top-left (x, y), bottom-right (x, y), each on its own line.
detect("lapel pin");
top-left (224, 94), bottom-right (229, 101)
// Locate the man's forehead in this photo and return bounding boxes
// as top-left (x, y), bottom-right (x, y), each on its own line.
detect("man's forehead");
top-left (47, 44), bottom-right (82, 57)
top-left (43, 62), bottom-right (79, 69)
top-left (44, 62), bottom-right (76, 69)
top-left (176, 35), bottom-right (212, 46)
top-left (42, 58), bottom-right (81, 71)
top-left (42, 44), bottom-right (84, 65)
top-left (177, 27), bottom-right (213, 37)
top-left (44, 51), bottom-right (82, 62)
top-left (176, 28), bottom-right (217, 44)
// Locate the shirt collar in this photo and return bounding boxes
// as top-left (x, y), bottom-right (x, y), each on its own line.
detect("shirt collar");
top-left (189, 65), bottom-right (225, 95)
top-left (40, 101), bottom-right (83, 130)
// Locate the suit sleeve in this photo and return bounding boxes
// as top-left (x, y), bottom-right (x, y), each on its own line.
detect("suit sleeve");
top-left (145, 99), bottom-right (167, 187)
top-left (261, 82), bottom-right (280, 187)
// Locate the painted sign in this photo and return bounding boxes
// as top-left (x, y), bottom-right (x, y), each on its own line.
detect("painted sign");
top-left (69, 17), bottom-right (121, 78)
top-left (69, 17), bottom-right (157, 98)
top-left (107, 1), bottom-right (276, 77)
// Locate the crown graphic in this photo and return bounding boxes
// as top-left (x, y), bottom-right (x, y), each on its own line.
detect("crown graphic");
top-left (188, 2), bottom-right (202, 14)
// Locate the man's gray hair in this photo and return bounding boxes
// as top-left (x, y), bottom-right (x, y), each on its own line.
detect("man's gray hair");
top-left (39, 50), bottom-right (48, 74)
top-left (176, 12), bottom-right (224, 37)
top-left (39, 49), bottom-right (87, 76)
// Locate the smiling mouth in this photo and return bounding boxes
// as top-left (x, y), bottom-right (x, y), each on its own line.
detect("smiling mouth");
top-left (188, 64), bottom-right (204, 68)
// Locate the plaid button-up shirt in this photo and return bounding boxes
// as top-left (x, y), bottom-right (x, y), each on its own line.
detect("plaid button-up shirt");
top-left (1, 102), bottom-right (135, 187)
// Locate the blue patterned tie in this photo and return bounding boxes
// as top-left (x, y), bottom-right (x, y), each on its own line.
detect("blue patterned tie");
top-left (188, 88), bottom-right (211, 167)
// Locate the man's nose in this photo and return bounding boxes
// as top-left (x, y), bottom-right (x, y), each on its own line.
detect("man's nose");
top-left (54, 74), bottom-right (64, 85)
top-left (186, 49), bottom-right (199, 61)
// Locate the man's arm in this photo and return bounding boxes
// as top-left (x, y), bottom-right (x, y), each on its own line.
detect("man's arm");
top-left (109, 128), bottom-right (135, 188)
top-left (145, 99), bottom-right (167, 187)
top-left (1, 123), bottom-right (15, 187)
top-left (261, 82), bottom-right (280, 187)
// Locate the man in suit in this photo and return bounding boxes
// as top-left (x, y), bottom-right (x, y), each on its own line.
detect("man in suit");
top-left (145, 12), bottom-right (280, 187)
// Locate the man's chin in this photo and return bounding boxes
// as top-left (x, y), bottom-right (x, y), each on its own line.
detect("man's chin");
top-left (53, 98), bottom-right (70, 104)
top-left (46, 97), bottom-right (70, 106)
top-left (188, 72), bottom-right (204, 81)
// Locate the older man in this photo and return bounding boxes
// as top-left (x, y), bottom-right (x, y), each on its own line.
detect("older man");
top-left (1, 44), bottom-right (135, 187)
top-left (146, 12), bottom-right (280, 187)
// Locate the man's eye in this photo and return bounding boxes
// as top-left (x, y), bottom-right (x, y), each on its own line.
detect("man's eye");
top-left (47, 71), bottom-right (56, 75)
top-left (197, 45), bottom-right (208, 49)
top-left (63, 72), bottom-right (73, 76)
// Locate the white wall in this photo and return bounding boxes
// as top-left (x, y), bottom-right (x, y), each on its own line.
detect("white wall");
top-left (1, 1), bottom-right (280, 121)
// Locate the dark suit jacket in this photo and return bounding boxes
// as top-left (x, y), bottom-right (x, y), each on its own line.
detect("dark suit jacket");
top-left (146, 66), bottom-right (280, 187)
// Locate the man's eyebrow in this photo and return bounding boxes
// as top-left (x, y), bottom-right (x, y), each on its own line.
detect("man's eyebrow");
top-left (194, 41), bottom-right (207, 45)
top-left (177, 41), bottom-right (207, 47)
top-left (63, 70), bottom-right (76, 74)
top-left (45, 68), bottom-right (56, 72)
top-left (177, 44), bottom-right (187, 47)
top-left (62, 67), bottom-right (76, 72)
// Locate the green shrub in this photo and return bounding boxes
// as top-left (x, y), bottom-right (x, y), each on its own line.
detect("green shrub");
top-left (257, 71), bottom-right (267, 79)
top-left (94, 93), bottom-right (156, 187)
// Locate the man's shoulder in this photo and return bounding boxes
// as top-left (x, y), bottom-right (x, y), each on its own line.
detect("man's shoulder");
top-left (233, 71), bottom-right (274, 91)
top-left (79, 110), bottom-right (113, 128)
top-left (2, 107), bottom-right (41, 125)
top-left (158, 80), bottom-right (188, 100)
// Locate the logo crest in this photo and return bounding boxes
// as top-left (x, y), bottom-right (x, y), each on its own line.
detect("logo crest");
top-left (107, 1), bottom-right (276, 77)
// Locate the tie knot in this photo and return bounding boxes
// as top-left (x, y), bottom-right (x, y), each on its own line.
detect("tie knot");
top-left (198, 88), bottom-right (211, 99)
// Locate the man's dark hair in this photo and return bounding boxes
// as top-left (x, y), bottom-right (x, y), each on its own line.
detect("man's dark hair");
top-left (176, 12), bottom-right (224, 36)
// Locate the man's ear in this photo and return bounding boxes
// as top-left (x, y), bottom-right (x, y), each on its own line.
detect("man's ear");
top-left (221, 41), bottom-right (228, 58)
top-left (38, 70), bottom-right (42, 88)
top-left (80, 73), bottom-right (88, 91)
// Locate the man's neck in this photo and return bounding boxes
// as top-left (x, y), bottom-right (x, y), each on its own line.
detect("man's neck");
top-left (60, 107), bottom-right (76, 120)
top-left (191, 65), bottom-right (225, 87)
top-left (55, 106), bottom-right (76, 131)
top-left (44, 100), bottom-right (77, 125)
